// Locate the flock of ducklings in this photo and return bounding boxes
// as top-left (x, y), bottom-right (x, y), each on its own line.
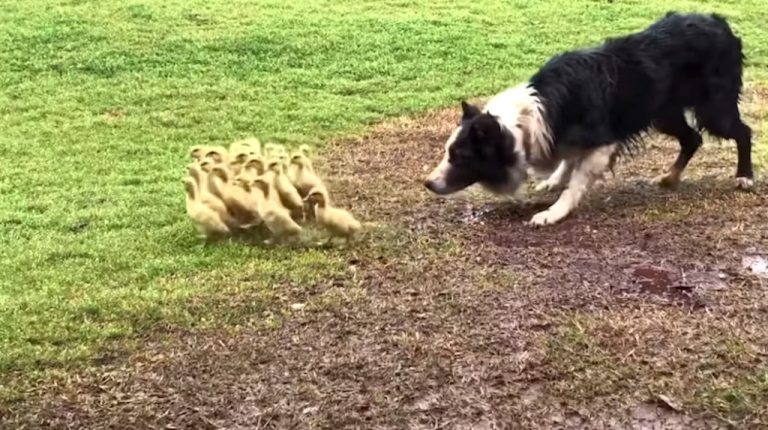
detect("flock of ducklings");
top-left (183, 138), bottom-right (362, 244)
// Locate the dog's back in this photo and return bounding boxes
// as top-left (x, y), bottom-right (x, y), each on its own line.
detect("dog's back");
top-left (530, 12), bottom-right (745, 151)
top-left (609, 12), bottom-right (744, 104)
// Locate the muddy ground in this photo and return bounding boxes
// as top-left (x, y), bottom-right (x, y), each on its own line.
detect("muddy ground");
top-left (2, 89), bottom-right (767, 429)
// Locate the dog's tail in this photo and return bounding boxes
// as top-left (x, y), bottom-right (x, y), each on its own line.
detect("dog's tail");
top-left (706, 14), bottom-right (746, 97)
top-left (710, 13), bottom-right (745, 65)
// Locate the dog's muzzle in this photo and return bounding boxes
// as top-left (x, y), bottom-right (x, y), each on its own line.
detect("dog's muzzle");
top-left (424, 167), bottom-right (473, 195)
top-left (424, 158), bottom-right (455, 195)
top-left (424, 178), bottom-right (448, 194)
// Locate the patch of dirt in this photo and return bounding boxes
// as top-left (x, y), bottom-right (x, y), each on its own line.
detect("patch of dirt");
top-left (3, 89), bottom-right (768, 429)
top-left (625, 265), bottom-right (699, 306)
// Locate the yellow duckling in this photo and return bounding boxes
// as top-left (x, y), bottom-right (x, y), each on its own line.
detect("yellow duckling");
top-left (297, 144), bottom-right (313, 157)
top-left (254, 171), bottom-right (281, 207)
top-left (264, 142), bottom-right (288, 159)
top-left (207, 165), bottom-right (261, 228)
top-left (228, 150), bottom-right (251, 176)
top-left (305, 188), bottom-right (362, 243)
top-left (183, 178), bottom-right (231, 240)
top-left (241, 156), bottom-right (266, 180)
top-left (187, 162), bottom-right (213, 194)
top-left (252, 176), bottom-right (302, 241)
top-left (233, 174), bottom-right (263, 204)
top-left (203, 146), bottom-right (229, 164)
top-left (198, 158), bottom-right (216, 173)
top-left (288, 153), bottom-right (327, 199)
top-left (189, 145), bottom-right (210, 162)
top-left (229, 137), bottom-right (261, 157)
top-left (185, 165), bottom-right (240, 231)
top-left (267, 160), bottom-right (304, 217)
top-left (234, 173), bottom-right (272, 237)
top-left (286, 144), bottom-right (311, 183)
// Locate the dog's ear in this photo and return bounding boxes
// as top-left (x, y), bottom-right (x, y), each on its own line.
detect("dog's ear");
top-left (460, 100), bottom-right (482, 121)
top-left (470, 115), bottom-right (500, 139)
top-left (469, 115), bottom-right (501, 158)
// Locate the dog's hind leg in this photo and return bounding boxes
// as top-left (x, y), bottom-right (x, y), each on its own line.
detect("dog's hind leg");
top-left (696, 101), bottom-right (754, 189)
top-left (529, 145), bottom-right (616, 226)
top-left (535, 160), bottom-right (573, 192)
top-left (652, 110), bottom-right (703, 188)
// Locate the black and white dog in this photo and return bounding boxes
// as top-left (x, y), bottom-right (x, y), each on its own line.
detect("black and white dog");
top-left (424, 12), bottom-right (754, 226)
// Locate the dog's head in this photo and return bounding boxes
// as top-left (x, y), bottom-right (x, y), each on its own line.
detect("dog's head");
top-left (424, 101), bottom-right (525, 196)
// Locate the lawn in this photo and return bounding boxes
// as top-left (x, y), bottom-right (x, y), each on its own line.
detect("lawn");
top-left (1, 0), bottom-right (768, 426)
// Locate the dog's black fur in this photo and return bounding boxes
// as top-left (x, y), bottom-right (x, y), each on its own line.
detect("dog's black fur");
top-left (426, 12), bottom-right (753, 196)
top-left (441, 101), bottom-right (521, 193)
top-left (533, 11), bottom-right (750, 168)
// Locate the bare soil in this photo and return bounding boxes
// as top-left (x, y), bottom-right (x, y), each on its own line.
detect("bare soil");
top-left (2, 88), bottom-right (767, 429)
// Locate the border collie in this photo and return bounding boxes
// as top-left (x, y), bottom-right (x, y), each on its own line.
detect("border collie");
top-left (424, 12), bottom-right (754, 226)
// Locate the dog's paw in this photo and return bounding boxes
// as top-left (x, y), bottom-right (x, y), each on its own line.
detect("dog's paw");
top-left (528, 209), bottom-right (565, 226)
top-left (652, 172), bottom-right (680, 189)
top-left (534, 179), bottom-right (565, 193)
top-left (735, 177), bottom-right (754, 190)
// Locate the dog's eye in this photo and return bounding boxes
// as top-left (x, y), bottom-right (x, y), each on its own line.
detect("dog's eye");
top-left (449, 148), bottom-right (470, 165)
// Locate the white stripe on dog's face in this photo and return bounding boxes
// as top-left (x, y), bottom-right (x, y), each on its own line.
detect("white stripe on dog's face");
top-left (425, 126), bottom-right (461, 191)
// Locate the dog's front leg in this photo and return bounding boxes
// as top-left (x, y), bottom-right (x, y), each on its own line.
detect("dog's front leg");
top-left (529, 145), bottom-right (616, 226)
top-left (534, 160), bottom-right (573, 192)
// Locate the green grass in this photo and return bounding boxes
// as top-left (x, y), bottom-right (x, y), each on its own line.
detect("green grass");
top-left (1, 0), bottom-right (767, 384)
